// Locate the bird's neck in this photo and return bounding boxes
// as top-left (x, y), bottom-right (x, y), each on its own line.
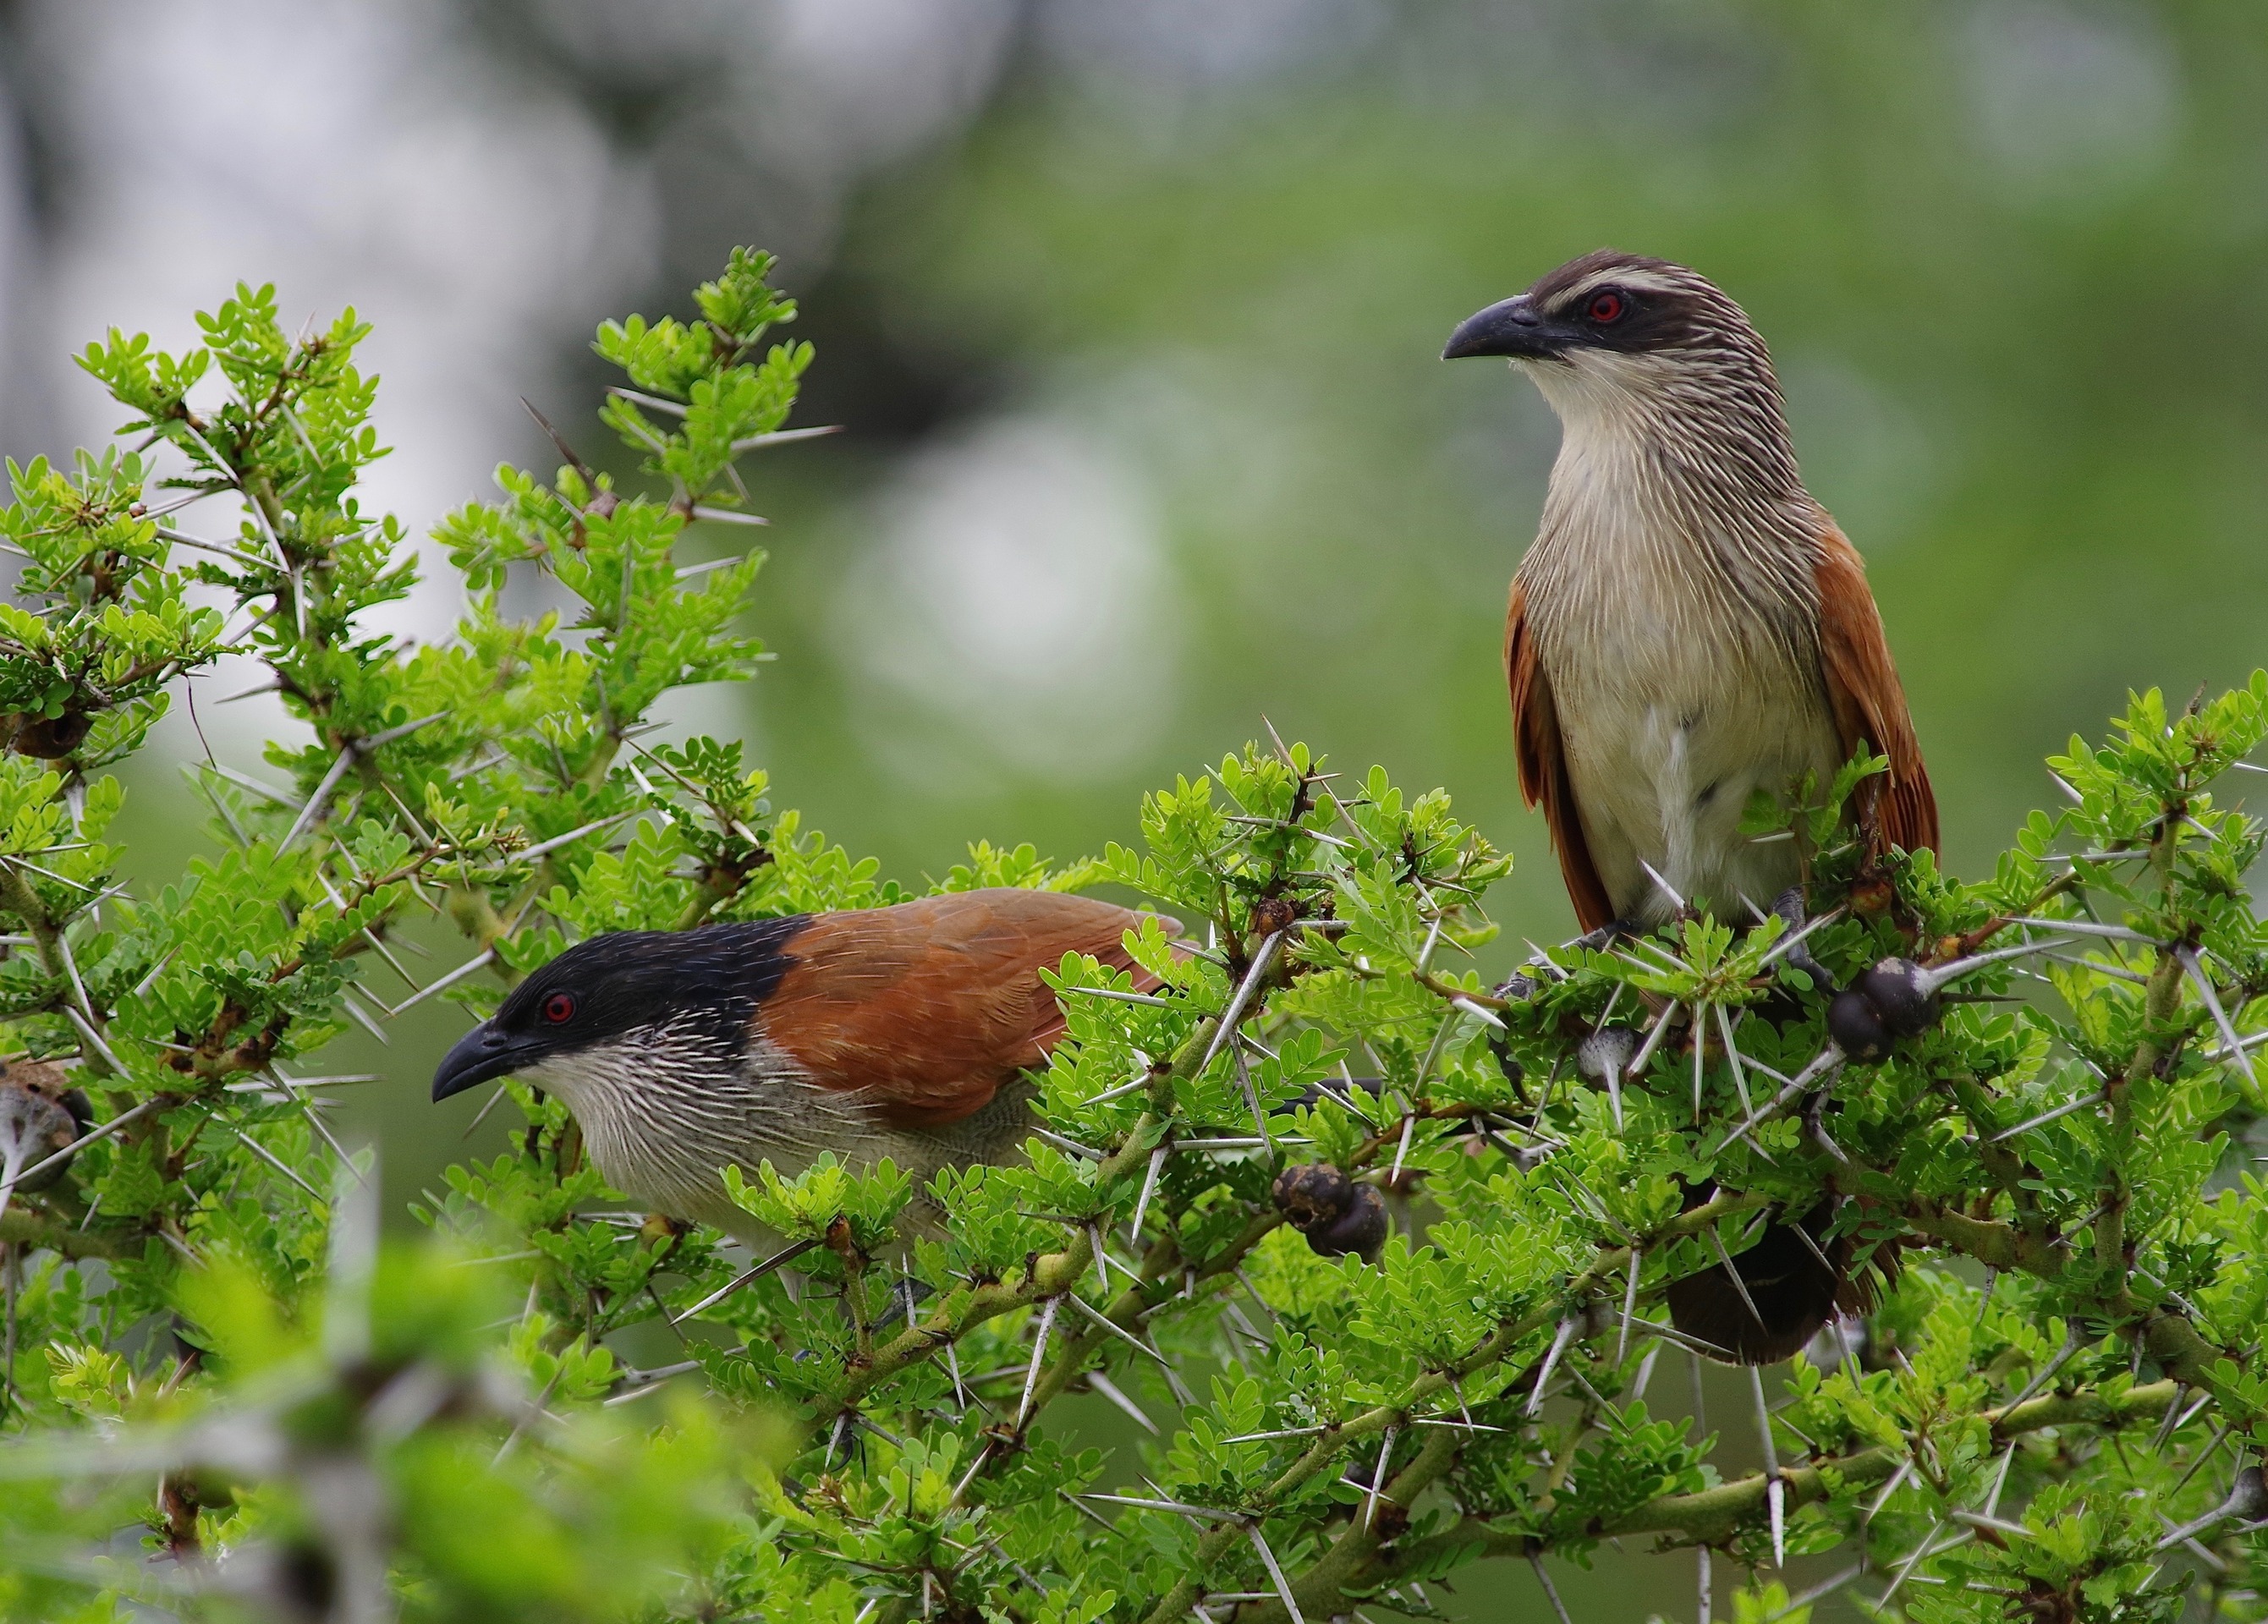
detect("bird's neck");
top-left (1522, 361), bottom-right (1820, 638)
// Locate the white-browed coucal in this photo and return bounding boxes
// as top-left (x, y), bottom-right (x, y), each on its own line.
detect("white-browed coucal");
top-left (1445, 251), bottom-right (1936, 1362)
top-left (431, 889), bottom-right (1168, 1242)
top-left (1443, 249), bottom-right (1936, 934)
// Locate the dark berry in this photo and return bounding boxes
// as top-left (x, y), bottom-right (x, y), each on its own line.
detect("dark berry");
top-left (1855, 957), bottom-right (1941, 1040)
top-left (1306, 1182), bottom-right (1387, 1260)
top-left (1271, 1163), bottom-right (1354, 1232)
top-left (1827, 987), bottom-right (1890, 1062)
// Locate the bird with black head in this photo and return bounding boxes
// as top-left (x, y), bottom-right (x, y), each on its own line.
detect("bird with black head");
top-left (431, 889), bottom-right (1175, 1243)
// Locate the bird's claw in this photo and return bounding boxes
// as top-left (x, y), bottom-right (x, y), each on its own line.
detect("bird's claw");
top-left (1769, 887), bottom-right (1831, 986)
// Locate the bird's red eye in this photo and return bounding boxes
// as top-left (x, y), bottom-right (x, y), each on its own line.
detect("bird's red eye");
top-left (542, 992), bottom-right (576, 1024)
top-left (1587, 290), bottom-right (1626, 324)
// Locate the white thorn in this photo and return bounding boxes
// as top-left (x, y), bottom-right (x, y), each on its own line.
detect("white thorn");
top-left (1527, 1318), bottom-right (1579, 1418)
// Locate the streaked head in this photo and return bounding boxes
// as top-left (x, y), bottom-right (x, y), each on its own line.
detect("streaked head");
top-left (1442, 249), bottom-right (1804, 498)
top-left (1442, 250), bottom-right (1781, 427)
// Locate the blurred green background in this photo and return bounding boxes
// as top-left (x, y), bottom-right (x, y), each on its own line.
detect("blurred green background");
top-left (5, 1), bottom-right (2266, 1616)
top-left (520, 0), bottom-right (2268, 933)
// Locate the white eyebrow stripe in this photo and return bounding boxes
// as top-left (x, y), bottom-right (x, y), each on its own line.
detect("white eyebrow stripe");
top-left (1551, 267), bottom-right (1693, 308)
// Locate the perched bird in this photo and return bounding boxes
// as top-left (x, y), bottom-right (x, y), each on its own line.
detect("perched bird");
top-left (1445, 250), bottom-right (1933, 1363)
top-left (1443, 250), bottom-right (1936, 934)
top-left (431, 889), bottom-right (1169, 1243)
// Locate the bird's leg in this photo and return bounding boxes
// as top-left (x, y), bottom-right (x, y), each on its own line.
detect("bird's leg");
top-left (1569, 916), bottom-right (1646, 953)
top-left (1769, 887), bottom-right (1831, 989)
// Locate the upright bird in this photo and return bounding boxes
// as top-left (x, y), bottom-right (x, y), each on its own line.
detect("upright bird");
top-left (1443, 250), bottom-right (1936, 935)
top-left (431, 889), bottom-right (1169, 1244)
top-left (1444, 251), bottom-right (1936, 1363)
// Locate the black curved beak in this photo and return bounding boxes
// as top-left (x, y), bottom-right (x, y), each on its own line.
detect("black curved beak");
top-left (1442, 294), bottom-right (1573, 361)
top-left (431, 1022), bottom-right (529, 1102)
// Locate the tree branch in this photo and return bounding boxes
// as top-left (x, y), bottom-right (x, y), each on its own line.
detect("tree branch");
top-left (1370, 1378), bottom-right (2183, 1589)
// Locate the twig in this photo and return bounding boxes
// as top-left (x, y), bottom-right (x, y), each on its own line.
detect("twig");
top-left (1130, 1144), bottom-right (1168, 1243)
top-left (2002, 1323), bottom-right (2084, 1411)
top-left (1625, 998), bottom-right (1683, 1083)
top-left (1751, 1365), bottom-right (1784, 1567)
top-left (1709, 1228), bottom-right (1769, 1335)
top-left (1063, 1292), bottom-right (1177, 1369)
top-left (1086, 1370), bottom-right (1159, 1435)
top-left (1618, 1247), bottom-right (1642, 1363)
top-left (1985, 1086), bottom-right (2109, 1144)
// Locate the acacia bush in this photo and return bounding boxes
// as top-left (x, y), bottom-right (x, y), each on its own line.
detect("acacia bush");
top-left (0, 250), bottom-right (2263, 1624)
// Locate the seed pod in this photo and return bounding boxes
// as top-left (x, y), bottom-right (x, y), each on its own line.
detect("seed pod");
top-left (1854, 957), bottom-right (1941, 1040)
top-left (11, 710), bottom-right (93, 760)
top-left (1306, 1182), bottom-right (1387, 1261)
top-left (1847, 876), bottom-right (1896, 919)
top-left (1577, 1025), bottom-right (1640, 1089)
top-left (1271, 1163), bottom-right (1354, 1232)
top-left (1248, 897), bottom-right (1299, 939)
top-left (1826, 988), bottom-right (1890, 1062)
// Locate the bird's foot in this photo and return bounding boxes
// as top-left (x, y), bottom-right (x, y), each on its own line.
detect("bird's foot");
top-left (1569, 916), bottom-right (1646, 952)
top-left (1768, 886), bottom-right (1832, 988)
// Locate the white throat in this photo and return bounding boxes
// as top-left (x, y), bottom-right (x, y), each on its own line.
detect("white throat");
top-left (524, 1020), bottom-right (870, 1241)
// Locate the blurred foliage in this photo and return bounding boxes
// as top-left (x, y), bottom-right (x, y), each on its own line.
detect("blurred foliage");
top-left (0, 249), bottom-right (2265, 1622)
top-left (640, 0), bottom-right (2268, 950)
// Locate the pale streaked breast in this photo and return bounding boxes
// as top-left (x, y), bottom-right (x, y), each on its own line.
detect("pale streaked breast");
top-left (1519, 418), bottom-right (1840, 924)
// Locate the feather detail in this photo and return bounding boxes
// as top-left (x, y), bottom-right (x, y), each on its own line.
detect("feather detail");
top-left (1507, 575), bottom-right (1617, 932)
top-left (757, 889), bottom-right (1175, 1130)
top-left (1814, 524), bottom-right (1938, 856)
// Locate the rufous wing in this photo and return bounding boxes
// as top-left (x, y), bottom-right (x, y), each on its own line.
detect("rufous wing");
top-left (1815, 526), bottom-right (1939, 856)
top-left (759, 889), bottom-right (1174, 1130)
top-left (1507, 575), bottom-right (1616, 932)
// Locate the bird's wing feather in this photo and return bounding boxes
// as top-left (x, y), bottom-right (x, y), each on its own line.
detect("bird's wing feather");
top-left (1815, 524), bottom-right (1939, 854)
top-left (1507, 576), bottom-right (1617, 932)
top-left (759, 890), bottom-right (1174, 1129)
